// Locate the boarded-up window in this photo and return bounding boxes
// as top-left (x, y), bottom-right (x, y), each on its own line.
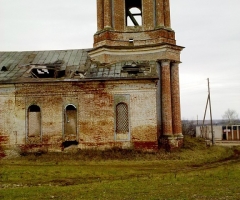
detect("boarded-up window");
top-left (27, 105), bottom-right (41, 143)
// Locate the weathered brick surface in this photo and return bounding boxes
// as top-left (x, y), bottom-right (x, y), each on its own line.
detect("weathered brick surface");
top-left (156, 0), bottom-right (165, 27)
top-left (91, 0), bottom-right (183, 71)
top-left (171, 62), bottom-right (182, 136)
top-left (94, 0), bottom-right (174, 48)
top-left (0, 0), bottom-right (183, 152)
top-left (97, 0), bottom-right (104, 31)
top-left (92, 0), bottom-right (183, 149)
top-left (93, 29), bottom-right (176, 47)
top-left (96, 0), bottom-right (172, 33)
top-left (113, 0), bottom-right (125, 31)
top-left (0, 80), bottom-right (158, 151)
top-left (89, 44), bottom-right (182, 64)
top-left (0, 85), bottom-right (15, 148)
top-left (161, 60), bottom-right (173, 136)
top-left (104, 0), bottom-right (112, 28)
top-left (164, 0), bottom-right (171, 28)
top-left (142, 0), bottom-right (155, 30)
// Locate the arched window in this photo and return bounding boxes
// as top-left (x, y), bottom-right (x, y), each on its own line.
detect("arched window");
top-left (28, 105), bottom-right (40, 112)
top-left (66, 105), bottom-right (77, 111)
top-left (116, 103), bottom-right (129, 134)
top-left (125, 0), bottom-right (142, 26)
top-left (27, 105), bottom-right (41, 143)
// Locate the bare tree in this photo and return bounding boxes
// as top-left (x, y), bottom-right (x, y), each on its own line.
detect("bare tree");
top-left (182, 120), bottom-right (196, 136)
top-left (222, 109), bottom-right (239, 125)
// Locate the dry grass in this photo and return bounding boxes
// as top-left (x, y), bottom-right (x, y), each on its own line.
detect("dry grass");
top-left (1, 136), bottom-right (240, 199)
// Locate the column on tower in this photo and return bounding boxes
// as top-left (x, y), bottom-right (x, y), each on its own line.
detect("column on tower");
top-left (97, 0), bottom-right (104, 31)
top-left (104, 0), bottom-right (112, 29)
top-left (171, 62), bottom-right (182, 136)
top-left (113, 0), bottom-right (124, 31)
top-left (142, 0), bottom-right (155, 30)
top-left (164, 0), bottom-right (171, 28)
top-left (156, 0), bottom-right (164, 27)
top-left (161, 60), bottom-right (173, 136)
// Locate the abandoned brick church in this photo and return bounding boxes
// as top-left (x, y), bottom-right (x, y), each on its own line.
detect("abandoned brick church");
top-left (0, 0), bottom-right (183, 152)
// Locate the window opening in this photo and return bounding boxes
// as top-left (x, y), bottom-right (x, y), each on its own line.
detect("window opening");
top-left (222, 126), bottom-right (227, 140)
top-left (27, 105), bottom-right (41, 144)
top-left (233, 126), bottom-right (238, 140)
top-left (28, 105), bottom-right (41, 112)
top-left (66, 105), bottom-right (77, 111)
top-left (125, 0), bottom-right (142, 26)
top-left (64, 104), bottom-right (78, 142)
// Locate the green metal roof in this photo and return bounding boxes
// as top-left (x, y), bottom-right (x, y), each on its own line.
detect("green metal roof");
top-left (0, 49), bottom-right (158, 83)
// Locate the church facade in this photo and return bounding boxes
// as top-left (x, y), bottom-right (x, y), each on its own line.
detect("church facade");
top-left (0, 0), bottom-right (183, 153)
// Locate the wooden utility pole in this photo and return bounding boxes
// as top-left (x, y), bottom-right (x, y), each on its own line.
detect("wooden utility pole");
top-left (201, 95), bottom-right (209, 138)
top-left (207, 78), bottom-right (214, 145)
top-left (201, 78), bottom-right (214, 145)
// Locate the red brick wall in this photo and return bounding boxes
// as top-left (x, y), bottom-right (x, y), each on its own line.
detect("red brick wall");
top-left (171, 62), bottom-right (182, 136)
top-left (161, 60), bottom-right (173, 136)
top-left (142, 0), bottom-right (155, 30)
top-left (113, 0), bottom-right (125, 31)
top-left (0, 80), bottom-right (158, 151)
top-left (94, 0), bottom-right (175, 48)
top-left (97, 0), bottom-right (104, 31)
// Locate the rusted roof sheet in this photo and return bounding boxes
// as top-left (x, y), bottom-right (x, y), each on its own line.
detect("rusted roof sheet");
top-left (85, 60), bottom-right (158, 79)
top-left (0, 49), bottom-right (158, 83)
top-left (0, 49), bottom-right (90, 82)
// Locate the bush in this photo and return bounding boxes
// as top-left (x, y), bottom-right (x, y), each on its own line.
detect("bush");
top-left (182, 135), bottom-right (207, 150)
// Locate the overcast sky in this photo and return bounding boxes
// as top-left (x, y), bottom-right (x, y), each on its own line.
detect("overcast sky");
top-left (1, 0), bottom-right (240, 120)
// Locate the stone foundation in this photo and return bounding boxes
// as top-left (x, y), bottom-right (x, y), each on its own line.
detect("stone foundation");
top-left (159, 135), bottom-right (184, 151)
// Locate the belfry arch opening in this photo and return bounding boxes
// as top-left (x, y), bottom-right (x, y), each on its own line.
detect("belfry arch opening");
top-left (125, 0), bottom-right (142, 26)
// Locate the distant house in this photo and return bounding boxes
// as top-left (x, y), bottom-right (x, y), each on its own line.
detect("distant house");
top-left (196, 124), bottom-right (240, 141)
top-left (0, 0), bottom-right (183, 152)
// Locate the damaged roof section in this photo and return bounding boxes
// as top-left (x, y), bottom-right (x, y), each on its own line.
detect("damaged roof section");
top-left (85, 60), bottom-right (158, 79)
top-left (0, 49), bottom-right (158, 83)
top-left (0, 49), bottom-right (90, 82)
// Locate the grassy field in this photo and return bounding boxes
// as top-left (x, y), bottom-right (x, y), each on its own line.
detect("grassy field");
top-left (1, 137), bottom-right (240, 200)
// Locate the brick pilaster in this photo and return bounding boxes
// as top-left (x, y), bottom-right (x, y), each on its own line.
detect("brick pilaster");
top-left (113, 0), bottom-right (124, 31)
top-left (161, 60), bottom-right (173, 136)
top-left (156, 0), bottom-right (164, 27)
top-left (164, 0), bottom-right (171, 28)
top-left (104, 0), bottom-right (112, 29)
top-left (171, 62), bottom-right (182, 136)
top-left (97, 0), bottom-right (104, 31)
top-left (142, 0), bottom-right (155, 30)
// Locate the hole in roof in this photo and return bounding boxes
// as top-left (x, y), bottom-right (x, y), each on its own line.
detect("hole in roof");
top-left (1, 66), bottom-right (8, 72)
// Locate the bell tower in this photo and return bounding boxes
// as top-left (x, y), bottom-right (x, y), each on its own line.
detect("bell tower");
top-left (89, 0), bottom-right (184, 149)
top-left (89, 0), bottom-right (182, 64)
